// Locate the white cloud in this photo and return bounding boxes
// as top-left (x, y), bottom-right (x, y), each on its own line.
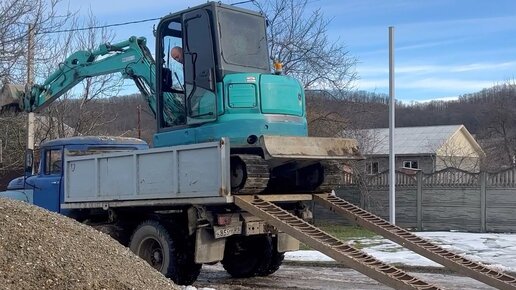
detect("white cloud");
top-left (359, 61), bottom-right (516, 77)
top-left (355, 77), bottom-right (496, 92)
top-left (451, 61), bottom-right (516, 72)
top-left (401, 78), bottom-right (496, 90)
top-left (412, 96), bottom-right (460, 103)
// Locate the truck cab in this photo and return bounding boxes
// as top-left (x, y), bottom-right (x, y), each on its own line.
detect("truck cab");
top-left (1, 136), bottom-right (148, 212)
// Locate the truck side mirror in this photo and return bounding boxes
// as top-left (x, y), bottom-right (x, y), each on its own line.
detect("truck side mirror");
top-left (24, 149), bottom-right (34, 176)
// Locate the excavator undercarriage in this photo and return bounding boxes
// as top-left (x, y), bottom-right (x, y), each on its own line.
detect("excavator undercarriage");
top-left (230, 135), bottom-right (361, 194)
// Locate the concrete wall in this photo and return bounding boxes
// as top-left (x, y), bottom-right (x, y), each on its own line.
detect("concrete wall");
top-left (313, 167), bottom-right (516, 233)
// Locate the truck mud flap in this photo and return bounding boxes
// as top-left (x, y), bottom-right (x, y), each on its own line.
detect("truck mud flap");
top-left (234, 195), bottom-right (440, 290)
top-left (313, 194), bottom-right (516, 290)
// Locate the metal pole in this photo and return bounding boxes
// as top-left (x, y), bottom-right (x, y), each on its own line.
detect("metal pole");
top-left (388, 26), bottom-right (396, 224)
top-left (27, 24), bottom-right (35, 152)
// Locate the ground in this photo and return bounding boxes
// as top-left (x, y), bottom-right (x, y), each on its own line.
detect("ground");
top-left (193, 231), bottom-right (516, 289)
top-left (194, 264), bottom-right (496, 290)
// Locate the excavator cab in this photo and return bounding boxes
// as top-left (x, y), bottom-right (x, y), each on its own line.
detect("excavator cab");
top-left (157, 3), bottom-right (216, 129)
top-left (155, 2), bottom-right (270, 131)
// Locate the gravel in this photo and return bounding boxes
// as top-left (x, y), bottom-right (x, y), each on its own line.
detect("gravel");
top-left (0, 198), bottom-right (180, 290)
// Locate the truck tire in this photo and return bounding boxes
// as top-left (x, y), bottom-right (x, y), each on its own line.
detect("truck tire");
top-left (255, 237), bottom-right (285, 276)
top-left (129, 220), bottom-right (200, 285)
top-left (222, 235), bottom-right (272, 278)
top-left (165, 223), bottom-right (201, 285)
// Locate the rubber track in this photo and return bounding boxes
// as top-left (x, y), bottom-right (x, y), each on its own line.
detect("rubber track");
top-left (233, 154), bottom-right (270, 195)
top-left (316, 160), bottom-right (344, 192)
top-left (314, 194), bottom-right (516, 290)
top-left (234, 195), bottom-right (440, 290)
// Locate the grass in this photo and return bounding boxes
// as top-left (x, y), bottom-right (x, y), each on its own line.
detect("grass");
top-left (299, 224), bottom-right (379, 250)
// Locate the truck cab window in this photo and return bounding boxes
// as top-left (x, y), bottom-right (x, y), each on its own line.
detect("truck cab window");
top-left (45, 149), bottom-right (62, 175)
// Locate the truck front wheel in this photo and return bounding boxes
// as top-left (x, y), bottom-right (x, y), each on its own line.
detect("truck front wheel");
top-left (129, 220), bottom-right (200, 285)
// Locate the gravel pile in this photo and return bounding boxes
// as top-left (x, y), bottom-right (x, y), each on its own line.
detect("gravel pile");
top-left (0, 198), bottom-right (180, 290)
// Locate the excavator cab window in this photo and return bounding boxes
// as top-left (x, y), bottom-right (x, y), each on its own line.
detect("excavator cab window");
top-left (155, 19), bottom-right (188, 128)
top-left (182, 9), bottom-right (217, 124)
top-left (156, 7), bottom-right (217, 130)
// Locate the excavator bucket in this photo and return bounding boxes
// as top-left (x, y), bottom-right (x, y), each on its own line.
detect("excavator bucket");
top-left (0, 84), bottom-right (23, 111)
top-left (260, 135), bottom-right (362, 160)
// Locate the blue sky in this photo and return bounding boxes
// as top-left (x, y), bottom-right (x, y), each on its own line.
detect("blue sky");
top-left (59, 0), bottom-right (516, 102)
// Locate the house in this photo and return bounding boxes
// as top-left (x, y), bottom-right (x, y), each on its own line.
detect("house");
top-left (341, 125), bottom-right (485, 174)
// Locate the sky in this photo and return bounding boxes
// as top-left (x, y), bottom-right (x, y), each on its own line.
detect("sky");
top-left (55, 0), bottom-right (516, 102)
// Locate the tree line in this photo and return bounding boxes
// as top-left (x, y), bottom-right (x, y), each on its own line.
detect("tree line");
top-left (307, 80), bottom-right (516, 171)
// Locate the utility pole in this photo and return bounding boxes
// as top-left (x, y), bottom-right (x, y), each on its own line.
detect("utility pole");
top-left (137, 104), bottom-right (142, 139)
top-left (388, 26), bottom-right (396, 224)
top-left (26, 24), bottom-right (35, 172)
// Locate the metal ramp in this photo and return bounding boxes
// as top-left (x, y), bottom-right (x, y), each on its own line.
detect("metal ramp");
top-left (313, 193), bottom-right (516, 290)
top-left (234, 195), bottom-right (440, 290)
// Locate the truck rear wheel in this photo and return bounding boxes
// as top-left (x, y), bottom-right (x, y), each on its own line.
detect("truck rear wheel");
top-left (222, 235), bottom-right (272, 278)
top-left (256, 237), bottom-right (285, 276)
top-left (129, 220), bottom-right (200, 285)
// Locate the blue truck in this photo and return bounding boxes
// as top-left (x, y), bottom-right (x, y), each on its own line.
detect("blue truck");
top-left (1, 134), bottom-right (305, 286)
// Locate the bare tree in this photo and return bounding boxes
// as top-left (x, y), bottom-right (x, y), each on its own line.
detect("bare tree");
top-left (432, 140), bottom-right (484, 173)
top-left (37, 11), bottom-right (122, 140)
top-left (0, 0), bottom-right (75, 173)
top-left (477, 81), bottom-right (516, 170)
top-left (254, 0), bottom-right (357, 91)
top-left (0, 113), bottom-right (27, 171)
top-left (304, 90), bottom-right (351, 136)
top-left (0, 0), bottom-right (75, 85)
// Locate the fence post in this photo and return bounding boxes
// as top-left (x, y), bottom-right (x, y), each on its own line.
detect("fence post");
top-left (480, 171), bottom-right (487, 232)
top-left (417, 171), bottom-right (423, 231)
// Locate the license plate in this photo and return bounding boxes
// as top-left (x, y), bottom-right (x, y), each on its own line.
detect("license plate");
top-left (214, 224), bottom-right (242, 239)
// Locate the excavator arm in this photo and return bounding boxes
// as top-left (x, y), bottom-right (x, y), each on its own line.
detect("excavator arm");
top-left (10, 36), bottom-right (184, 124)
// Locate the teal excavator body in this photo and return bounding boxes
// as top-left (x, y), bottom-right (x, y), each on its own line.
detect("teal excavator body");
top-left (0, 2), bottom-right (361, 193)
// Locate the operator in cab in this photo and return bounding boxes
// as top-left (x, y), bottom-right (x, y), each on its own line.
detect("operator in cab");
top-left (170, 46), bottom-right (183, 64)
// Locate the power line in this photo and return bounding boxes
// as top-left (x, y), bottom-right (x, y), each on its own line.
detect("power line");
top-left (27, 1), bottom-right (275, 35)
top-left (36, 17), bottom-right (161, 35)
top-left (231, 0), bottom-right (256, 5)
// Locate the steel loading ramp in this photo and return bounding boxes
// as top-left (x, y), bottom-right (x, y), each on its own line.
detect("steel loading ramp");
top-left (234, 195), bottom-right (440, 290)
top-left (313, 194), bottom-right (516, 290)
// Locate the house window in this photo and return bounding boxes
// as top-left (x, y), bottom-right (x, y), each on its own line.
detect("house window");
top-left (366, 161), bottom-right (379, 175)
top-left (403, 160), bottom-right (419, 169)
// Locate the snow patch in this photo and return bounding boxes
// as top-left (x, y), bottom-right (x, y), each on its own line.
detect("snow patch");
top-left (285, 232), bottom-right (516, 272)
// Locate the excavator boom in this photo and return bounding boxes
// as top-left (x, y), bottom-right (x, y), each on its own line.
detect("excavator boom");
top-left (0, 36), bottom-right (184, 124)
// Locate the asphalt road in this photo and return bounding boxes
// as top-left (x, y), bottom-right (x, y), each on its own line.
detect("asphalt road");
top-left (194, 263), bottom-right (496, 290)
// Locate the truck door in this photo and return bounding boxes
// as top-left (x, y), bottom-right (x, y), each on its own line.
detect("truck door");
top-left (33, 147), bottom-right (63, 212)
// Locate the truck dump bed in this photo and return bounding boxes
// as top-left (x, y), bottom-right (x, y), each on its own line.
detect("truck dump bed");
top-left (63, 139), bottom-right (231, 209)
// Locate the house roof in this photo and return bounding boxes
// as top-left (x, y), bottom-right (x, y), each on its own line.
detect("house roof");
top-left (343, 125), bottom-right (483, 156)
